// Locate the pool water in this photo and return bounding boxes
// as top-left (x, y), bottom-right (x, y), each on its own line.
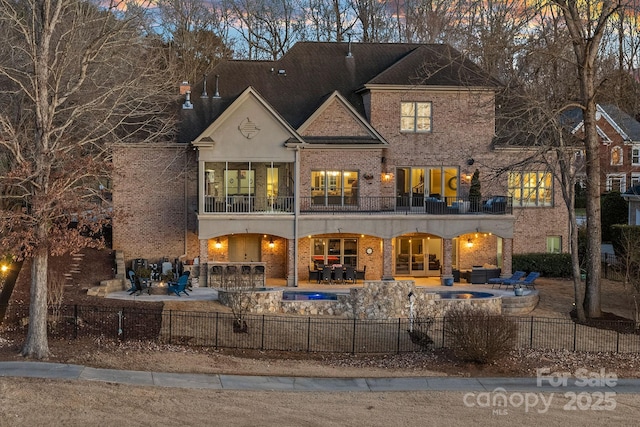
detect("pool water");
top-left (435, 291), bottom-right (495, 299)
top-left (282, 291), bottom-right (338, 301)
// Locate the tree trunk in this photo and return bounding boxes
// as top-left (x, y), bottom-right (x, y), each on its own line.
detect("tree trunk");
top-left (21, 244), bottom-right (50, 359)
top-left (582, 102), bottom-right (602, 318)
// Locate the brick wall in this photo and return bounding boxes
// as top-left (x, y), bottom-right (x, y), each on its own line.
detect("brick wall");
top-left (112, 143), bottom-right (197, 267)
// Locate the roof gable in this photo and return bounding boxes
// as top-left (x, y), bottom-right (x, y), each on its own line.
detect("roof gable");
top-left (297, 91), bottom-right (387, 145)
top-left (193, 87), bottom-right (302, 162)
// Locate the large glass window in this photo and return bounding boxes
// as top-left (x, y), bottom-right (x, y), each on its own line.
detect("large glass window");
top-left (508, 171), bottom-right (553, 207)
top-left (396, 166), bottom-right (457, 207)
top-left (400, 102), bottom-right (432, 132)
top-left (311, 170), bottom-right (358, 205)
top-left (311, 238), bottom-right (358, 267)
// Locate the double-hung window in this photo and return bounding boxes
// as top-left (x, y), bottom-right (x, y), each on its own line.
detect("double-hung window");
top-left (508, 171), bottom-right (553, 207)
top-left (632, 145), bottom-right (640, 166)
top-left (401, 102), bottom-right (432, 132)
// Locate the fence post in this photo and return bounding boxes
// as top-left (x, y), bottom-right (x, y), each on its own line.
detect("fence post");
top-left (573, 321), bottom-right (577, 351)
top-left (616, 330), bottom-right (620, 353)
top-left (351, 318), bottom-right (357, 355)
top-left (215, 312), bottom-right (219, 348)
top-left (168, 310), bottom-right (172, 344)
top-left (74, 304), bottom-right (78, 339)
top-left (306, 317), bottom-right (311, 353)
top-left (441, 316), bottom-right (446, 348)
top-left (261, 315), bottom-right (265, 350)
top-left (397, 318), bottom-right (401, 354)
top-left (529, 316), bottom-right (534, 348)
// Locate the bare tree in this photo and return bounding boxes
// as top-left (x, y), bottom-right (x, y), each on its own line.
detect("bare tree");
top-left (0, 0), bottom-right (177, 358)
top-left (156, 0), bottom-right (234, 83)
top-left (227, 0), bottom-right (304, 59)
top-left (552, 0), bottom-right (626, 318)
top-left (298, 0), bottom-right (355, 42)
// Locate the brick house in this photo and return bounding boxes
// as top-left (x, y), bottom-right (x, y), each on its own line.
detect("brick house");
top-left (565, 104), bottom-right (640, 193)
top-left (112, 42), bottom-right (569, 285)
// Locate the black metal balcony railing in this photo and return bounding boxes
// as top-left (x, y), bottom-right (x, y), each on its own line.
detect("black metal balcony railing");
top-left (203, 195), bottom-right (512, 215)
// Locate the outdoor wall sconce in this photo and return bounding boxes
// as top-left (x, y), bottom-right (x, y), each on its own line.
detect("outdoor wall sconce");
top-left (466, 239), bottom-right (474, 248)
top-left (268, 238), bottom-right (275, 249)
top-left (214, 239), bottom-right (222, 249)
top-left (382, 172), bottom-right (393, 182)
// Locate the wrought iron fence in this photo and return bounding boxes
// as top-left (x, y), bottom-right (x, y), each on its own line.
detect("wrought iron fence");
top-left (601, 253), bottom-right (625, 282)
top-left (32, 305), bottom-right (640, 355)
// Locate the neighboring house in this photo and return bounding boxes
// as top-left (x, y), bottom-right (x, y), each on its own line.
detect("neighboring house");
top-left (111, 42), bottom-right (569, 285)
top-left (564, 104), bottom-right (640, 193)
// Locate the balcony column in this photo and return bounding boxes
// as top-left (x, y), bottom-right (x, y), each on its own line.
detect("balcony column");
top-left (501, 238), bottom-right (513, 277)
top-left (382, 238), bottom-right (394, 281)
top-left (440, 238), bottom-right (453, 285)
top-left (198, 239), bottom-right (209, 287)
top-left (286, 238), bottom-right (296, 287)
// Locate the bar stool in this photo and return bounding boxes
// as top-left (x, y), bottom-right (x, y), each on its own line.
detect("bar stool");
top-left (240, 265), bottom-right (252, 288)
top-left (225, 265), bottom-right (238, 288)
top-left (209, 265), bottom-right (224, 288)
top-left (252, 265), bottom-right (265, 287)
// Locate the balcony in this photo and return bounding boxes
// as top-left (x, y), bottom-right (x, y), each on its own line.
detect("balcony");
top-left (203, 195), bottom-right (512, 215)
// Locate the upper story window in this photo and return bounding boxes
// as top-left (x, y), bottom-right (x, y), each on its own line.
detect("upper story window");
top-left (508, 171), bottom-right (553, 207)
top-left (632, 146), bottom-right (640, 165)
top-left (611, 146), bottom-right (623, 166)
top-left (400, 102), bottom-right (432, 133)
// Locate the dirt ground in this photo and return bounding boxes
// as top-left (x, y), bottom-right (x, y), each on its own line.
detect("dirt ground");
top-left (2, 249), bottom-right (640, 425)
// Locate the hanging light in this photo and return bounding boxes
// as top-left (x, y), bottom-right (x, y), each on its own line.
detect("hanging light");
top-left (268, 238), bottom-right (275, 248)
top-left (215, 238), bottom-right (222, 249)
top-left (466, 239), bottom-right (474, 248)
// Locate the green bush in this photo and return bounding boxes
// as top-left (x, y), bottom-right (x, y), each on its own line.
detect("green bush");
top-left (444, 305), bottom-right (517, 364)
top-left (512, 253), bottom-right (572, 278)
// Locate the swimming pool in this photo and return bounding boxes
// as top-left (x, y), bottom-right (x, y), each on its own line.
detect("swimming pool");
top-left (434, 291), bottom-right (495, 299)
top-left (282, 291), bottom-right (338, 301)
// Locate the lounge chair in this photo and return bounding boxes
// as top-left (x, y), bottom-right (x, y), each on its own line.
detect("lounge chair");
top-left (167, 272), bottom-right (190, 296)
top-left (488, 270), bottom-right (525, 289)
top-left (504, 271), bottom-right (540, 290)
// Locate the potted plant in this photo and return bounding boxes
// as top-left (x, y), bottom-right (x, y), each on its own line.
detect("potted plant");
top-left (135, 267), bottom-right (152, 285)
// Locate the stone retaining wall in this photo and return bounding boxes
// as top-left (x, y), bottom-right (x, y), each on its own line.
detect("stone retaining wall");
top-left (218, 281), bottom-right (504, 319)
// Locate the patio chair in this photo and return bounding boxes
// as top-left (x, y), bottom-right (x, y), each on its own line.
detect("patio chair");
top-left (355, 265), bottom-right (366, 282)
top-left (320, 266), bottom-right (332, 285)
top-left (488, 270), bottom-right (525, 289)
top-left (308, 266), bottom-right (320, 283)
top-left (504, 271), bottom-right (540, 290)
top-left (128, 270), bottom-right (151, 296)
top-left (167, 272), bottom-right (190, 296)
top-left (344, 266), bottom-right (356, 284)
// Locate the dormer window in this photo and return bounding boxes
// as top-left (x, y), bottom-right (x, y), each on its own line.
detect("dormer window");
top-left (400, 102), bottom-right (432, 133)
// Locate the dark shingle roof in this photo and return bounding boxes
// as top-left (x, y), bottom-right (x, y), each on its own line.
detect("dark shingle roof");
top-left (181, 42), bottom-right (499, 142)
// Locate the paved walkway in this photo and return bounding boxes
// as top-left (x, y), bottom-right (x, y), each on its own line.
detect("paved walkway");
top-left (1, 361), bottom-right (639, 393)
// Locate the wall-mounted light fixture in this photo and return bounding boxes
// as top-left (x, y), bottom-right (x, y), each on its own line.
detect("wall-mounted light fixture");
top-left (215, 238), bottom-right (222, 249)
top-left (268, 238), bottom-right (275, 249)
top-left (466, 238), bottom-right (474, 248)
top-left (382, 172), bottom-right (393, 182)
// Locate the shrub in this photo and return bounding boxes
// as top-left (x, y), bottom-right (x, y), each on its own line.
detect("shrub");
top-left (444, 305), bottom-right (517, 364)
top-left (512, 253), bottom-right (572, 277)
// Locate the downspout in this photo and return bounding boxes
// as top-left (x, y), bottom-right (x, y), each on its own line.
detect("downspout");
top-left (293, 145), bottom-right (300, 287)
top-left (183, 145), bottom-right (189, 259)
